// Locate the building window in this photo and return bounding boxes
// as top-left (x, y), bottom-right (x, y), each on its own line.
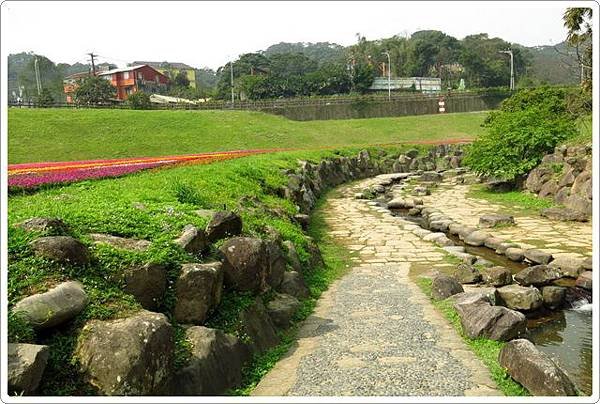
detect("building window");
top-left (123, 71), bottom-right (130, 79)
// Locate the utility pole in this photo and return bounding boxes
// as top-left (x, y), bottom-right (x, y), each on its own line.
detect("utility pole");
top-left (87, 52), bottom-right (98, 75)
top-left (383, 51), bottom-right (391, 101)
top-left (499, 49), bottom-right (514, 91)
top-left (33, 56), bottom-right (42, 95)
top-left (230, 60), bottom-right (234, 107)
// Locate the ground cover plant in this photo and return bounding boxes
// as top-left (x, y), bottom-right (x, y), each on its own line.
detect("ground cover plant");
top-left (467, 185), bottom-right (556, 214)
top-left (7, 146), bottom-right (395, 395)
top-left (8, 108), bottom-right (484, 163)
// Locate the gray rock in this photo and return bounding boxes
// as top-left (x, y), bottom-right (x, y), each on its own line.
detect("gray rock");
top-left (387, 198), bottom-right (414, 209)
top-left (174, 326), bottom-right (249, 395)
top-left (497, 284), bottom-right (543, 311)
top-left (505, 248), bottom-right (525, 262)
top-left (514, 265), bottom-right (561, 286)
top-left (483, 237), bottom-right (503, 250)
top-left (479, 214), bottom-right (515, 228)
top-left (496, 242), bottom-right (520, 255)
top-left (540, 207), bottom-right (589, 222)
top-left (205, 211), bottom-right (243, 242)
top-left (265, 240), bottom-right (286, 289)
top-left (239, 298), bottom-right (280, 355)
top-left (220, 237), bottom-right (268, 292)
top-left (12, 281), bottom-right (88, 329)
top-left (447, 222), bottom-right (462, 235)
top-left (498, 339), bottom-right (577, 396)
top-left (524, 249), bottom-right (553, 265)
top-left (76, 310), bottom-right (174, 395)
top-left (541, 286), bottom-right (566, 309)
top-left (123, 263), bottom-right (167, 310)
top-left (482, 266), bottom-right (513, 287)
top-left (8, 343), bottom-right (50, 395)
top-left (539, 179), bottom-right (559, 198)
top-left (15, 217), bottom-right (68, 234)
top-left (306, 239), bottom-right (325, 269)
top-left (283, 240), bottom-right (303, 272)
top-left (575, 271), bottom-right (592, 290)
top-left (279, 271), bottom-right (310, 299)
top-left (174, 225), bottom-right (209, 255)
top-left (431, 275), bottom-right (464, 300)
top-left (30, 236), bottom-right (90, 266)
top-left (582, 256), bottom-right (592, 270)
top-left (457, 226), bottom-right (478, 241)
top-left (464, 230), bottom-right (491, 246)
top-left (294, 214), bottom-right (310, 230)
top-left (89, 233), bottom-right (151, 252)
top-left (174, 262), bottom-right (223, 324)
top-left (454, 264), bottom-right (482, 284)
top-left (452, 292), bottom-right (526, 341)
top-left (420, 171), bottom-right (443, 182)
top-left (267, 293), bottom-right (301, 328)
top-left (548, 255), bottom-right (586, 278)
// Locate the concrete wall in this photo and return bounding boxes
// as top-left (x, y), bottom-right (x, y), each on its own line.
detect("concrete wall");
top-left (260, 93), bottom-right (508, 121)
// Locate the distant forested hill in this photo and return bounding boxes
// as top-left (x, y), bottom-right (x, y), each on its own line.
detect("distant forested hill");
top-left (261, 42), bottom-right (345, 65)
top-left (525, 41), bottom-right (580, 85)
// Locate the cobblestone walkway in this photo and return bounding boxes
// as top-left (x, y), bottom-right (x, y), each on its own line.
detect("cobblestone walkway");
top-left (252, 178), bottom-right (500, 397)
top-left (421, 183), bottom-right (593, 258)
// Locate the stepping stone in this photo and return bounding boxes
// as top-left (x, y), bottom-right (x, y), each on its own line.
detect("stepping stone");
top-left (479, 214), bottom-right (515, 228)
top-left (89, 233), bottom-right (151, 251)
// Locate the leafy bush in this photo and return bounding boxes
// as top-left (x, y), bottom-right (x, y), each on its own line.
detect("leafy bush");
top-left (34, 88), bottom-right (55, 107)
top-left (127, 91), bottom-right (152, 110)
top-left (465, 87), bottom-right (578, 180)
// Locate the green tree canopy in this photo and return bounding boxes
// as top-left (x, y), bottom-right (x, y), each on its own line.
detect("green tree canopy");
top-left (74, 76), bottom-right (116, 105)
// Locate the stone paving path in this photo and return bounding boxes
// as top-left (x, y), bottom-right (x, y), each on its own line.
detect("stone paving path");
top-left (252, 178), bottom-right (500, 397)
top-left (421, 183), bottom-right (593, 258)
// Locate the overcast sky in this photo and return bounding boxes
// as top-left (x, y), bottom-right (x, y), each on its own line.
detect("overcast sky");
top-left (1, 1), bottom-right (579, 70)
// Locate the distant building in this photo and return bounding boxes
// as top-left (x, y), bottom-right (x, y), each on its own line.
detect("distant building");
top-left (132, 61), bottom-right (196, 88)
top-left (63, 65), bottom-right (170, 102)
top-left (369, 77), bottom-right (441, 93)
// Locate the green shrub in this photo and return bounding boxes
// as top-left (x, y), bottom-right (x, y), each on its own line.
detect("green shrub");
top-left (128, 92), bottom-right (152, 110)
top-left (465, 87), bottom-right (578, 180)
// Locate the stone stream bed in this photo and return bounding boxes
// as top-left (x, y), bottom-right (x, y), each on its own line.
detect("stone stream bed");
top-left (369, 180), bottom-right (592, 395)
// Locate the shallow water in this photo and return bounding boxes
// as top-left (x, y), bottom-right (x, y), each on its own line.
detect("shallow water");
top-left (528, 308), bottom-right (592, 396)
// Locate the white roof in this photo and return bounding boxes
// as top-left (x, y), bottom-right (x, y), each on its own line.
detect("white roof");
top-left (97, 65), bottom-right (147, 76)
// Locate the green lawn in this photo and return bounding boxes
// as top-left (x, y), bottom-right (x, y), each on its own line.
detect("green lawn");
top-left (8, 108), bottom-right (485, 163)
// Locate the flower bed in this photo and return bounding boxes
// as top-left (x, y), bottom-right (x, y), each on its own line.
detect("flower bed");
top-left (8, 149), bottom-right (278, 189)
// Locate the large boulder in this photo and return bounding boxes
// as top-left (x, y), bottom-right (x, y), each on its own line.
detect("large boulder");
top-left (479, 214), bottom-right (515, 228)
top-left (575, 271), bottom-right (592, 290)
top-left (174, 326), bottom-right (249, 395)
top-left (16, 217), bottom-right (68, 234)
top-left (123, 263), bottom-right (167, 311)
top-left (482, 266), bottom-right (513, 287)
top-left (278, 271), bottom-right (310, 299)
top-left (420, 171), bottom-right (443, 182)
top-left (267, 293), bottom-right (301, 328)
top-left (30, 236), bottom-right (90, 266)
top-left (12, 281), bottom-right (88, 329)
top-left (265, 240), bottom-right (286, 289)
top-left (239, 298), bottom-right (280, 355)
top-left (452, 293), bottom-right (526, 341)
top-left (306, 239), bottom-right (325, 269)
top-left (174, 225), bottom-right (209, 255)
top-left (8, 343), bottom-right (50, 395)
top-left (283, 240), bottom-right (303, 272)
top-left (431, 275), bottom-right (464, 300)
top-left (75, 310), bottom-right (174, 395)
top-left (548, 255), bottom-right (587, 278)
top-left (205, 211), bottom-right (242, 242)
top-left (174, 262), bottom-right (223, 324)
top-left (89, 233), bottom-right (151, 252)
top-left (524, 249), bottom-right (553, 265)
top-left (220, 237), bottom-right (268, 292)
top-left (541, 286), bottom-right (566, 310)
top-left (454, 264), bottom-right (482, 284)
top-left (514, 265), bottom-right (561, 286)
top-left (497, 285), bottom-right (543, 311)
top-left (498, 339), bottom-right (577, 396)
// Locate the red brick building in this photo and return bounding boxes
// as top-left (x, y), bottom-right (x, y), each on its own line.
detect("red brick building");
top-left (64, 65), bottom-right (170, 102)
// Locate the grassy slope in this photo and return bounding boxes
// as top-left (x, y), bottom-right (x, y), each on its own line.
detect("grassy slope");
top-left (8, 108), bottom-right (485, 163)
top-left (7, 147), bottom-right (395, 394)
